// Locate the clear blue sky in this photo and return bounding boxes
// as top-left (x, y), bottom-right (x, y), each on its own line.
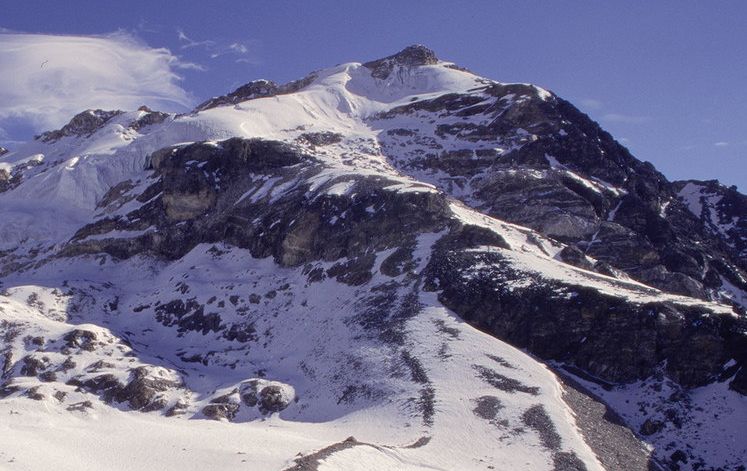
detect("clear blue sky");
top-left (3, 1), bottom-right (746, 189)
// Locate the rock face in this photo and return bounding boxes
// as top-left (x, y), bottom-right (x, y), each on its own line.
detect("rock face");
top-left (372, 78), bottom-right (747, 304)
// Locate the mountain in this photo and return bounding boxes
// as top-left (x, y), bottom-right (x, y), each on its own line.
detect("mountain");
top-left (1, 45), bottom-right (745, 471)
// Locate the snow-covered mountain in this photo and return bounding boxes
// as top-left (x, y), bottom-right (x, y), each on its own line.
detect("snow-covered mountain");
top-left (1, 45), bottom-right (745, 470)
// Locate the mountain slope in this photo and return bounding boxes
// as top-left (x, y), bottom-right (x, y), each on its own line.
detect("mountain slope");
top-left (1, 45), bottom-right (745, 470)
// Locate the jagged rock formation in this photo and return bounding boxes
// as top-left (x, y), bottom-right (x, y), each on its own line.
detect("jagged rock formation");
top-left (1, 45), bottom-right (745, 471)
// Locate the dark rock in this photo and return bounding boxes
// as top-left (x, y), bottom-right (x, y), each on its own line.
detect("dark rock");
top-left (364, 45), bottom-right (439, 79)
top-left (521, 404), bottom-right (561, 451)
top-left (37, 109), bottom-right (123, 142)
top-left (38, 371), bottom-right (57, 382)
top-left (472, 395), bottom-right (504, 421)
top-left (202, 402), bottom-right (240, 421)
top-left (129, 109), bottom-right (169, 131)
top-left (26, 386), bottom-right (44, 401)
top-left (552, 452), bottom-right (588, 471)
top-left (114, 367), bottom-right (182, 411)
top-left (299, 131), bottom-right (343, 147)
top-left (640, 417), bottom-right (665, 436)
top-left (258, 385), bottom-right (291, 414)
top-left (20, 355), bottom-right (48, 376)
top-left (730, 366), bottom-right (747, 394)
top-left (66, 400), bottom-right (93, 412)
top-left (63, 329), bottom-right (98, 351)
top-left (426, 242), bottom-right (745, 387)
top-left (194, 75), bottom-right (316, 112)
top-left (473, 365), bottom-right (540, 395)
top-left (558, 246), bottom-right (595, 271)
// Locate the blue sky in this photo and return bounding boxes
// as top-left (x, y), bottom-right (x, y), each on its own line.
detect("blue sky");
top-left (2, 1), bottom-right (746, 189)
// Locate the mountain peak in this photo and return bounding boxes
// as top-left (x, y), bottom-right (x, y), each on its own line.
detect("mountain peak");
top-left (36, 109), bottom-right (124, 142)
top-left (363, 44), bottom-right (440, 79)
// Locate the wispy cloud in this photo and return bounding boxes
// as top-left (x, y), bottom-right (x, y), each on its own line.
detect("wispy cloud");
top-left (0, 31), bottom-right (194, 136)
top-left (229, 43), bottom-right (248, 54)
top-left (176, 29), bottom-right (258, 64)
top-left (177, 29), bottom-right (216, 50)
top-left (714, 141), bottom-right (729, 147)
top-left (580, 98), bottom-right (603, 110)
top-left (600, 113), bottom-right (652, 124)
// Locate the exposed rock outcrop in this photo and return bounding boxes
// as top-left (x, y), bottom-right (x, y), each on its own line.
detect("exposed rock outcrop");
top-left (37, 109), bottom-right (124, 142)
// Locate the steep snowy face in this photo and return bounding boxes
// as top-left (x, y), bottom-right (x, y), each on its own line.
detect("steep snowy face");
top-left (1, 46), bottom-right (746, 471)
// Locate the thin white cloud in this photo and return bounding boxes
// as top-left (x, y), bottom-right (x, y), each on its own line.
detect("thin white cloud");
top-left (714, 141), bottom-right (729, 147)
top-left (229, 43), bottom-right (248, 54)
top-left (176, 29), bottom-right (257, 62)
top-left (177, 29), bottom-right (216, 50)
top-left (580, 98), bottom-right (603, 110)
top-left (0, 32), bottom-right (194, 136)
top-left (600, 113), bottom-right (652, 124)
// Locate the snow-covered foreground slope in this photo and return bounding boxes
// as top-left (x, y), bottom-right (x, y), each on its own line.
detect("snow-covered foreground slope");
top-left (2, 244), bottom-right (607, 471)
top-left (1, 45), bottom-right (746, 470)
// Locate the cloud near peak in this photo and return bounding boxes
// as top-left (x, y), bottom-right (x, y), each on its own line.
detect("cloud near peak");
top-left (0, 31), bottom-right (195, 139)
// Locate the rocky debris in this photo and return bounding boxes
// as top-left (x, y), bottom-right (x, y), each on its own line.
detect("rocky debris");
top-left (473, 365), bottom-right (540, 395)
top-left (555, 371), bottom-right (658, 471)
top-left (363, 45), bottom-right (439, 79)
top-left (521, 405), bottom-right (561, 451)
top-left (472, 395), bottom-right (504, 422)
top-left (283, 437), bottom-right (362, 471)
top-left (37, 109), bottom-right (123, 142)
top-left (298, 131), bottom-right (343, 147)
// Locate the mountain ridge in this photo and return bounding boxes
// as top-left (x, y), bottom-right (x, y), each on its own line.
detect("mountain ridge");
top-left (1, 45), bottom-right (745, 471)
